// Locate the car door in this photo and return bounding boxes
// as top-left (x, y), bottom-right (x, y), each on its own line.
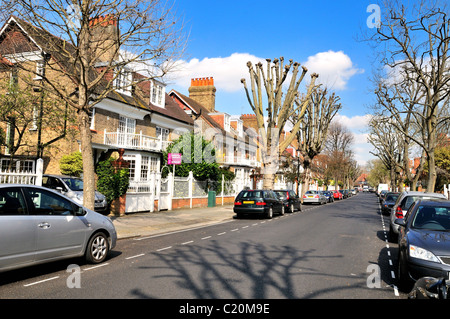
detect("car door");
top-left (0, 187), bottom-right (37, 270)
top-left (23, 187), bottom-right (89, 261)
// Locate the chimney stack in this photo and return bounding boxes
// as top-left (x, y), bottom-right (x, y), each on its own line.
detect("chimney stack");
top-left (188, 77), bottom-right (216, 113)
top-left (89, 14), bottom-right (119, 63)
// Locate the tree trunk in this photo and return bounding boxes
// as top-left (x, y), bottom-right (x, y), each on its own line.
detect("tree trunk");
top-left (427, 150), bottom-right (437, 192)
top-left (78, 110), bottom-right (95, 211)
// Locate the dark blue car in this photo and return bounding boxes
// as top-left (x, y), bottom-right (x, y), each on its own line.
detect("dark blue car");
top-left (396, 199), bottom-right (450, 291)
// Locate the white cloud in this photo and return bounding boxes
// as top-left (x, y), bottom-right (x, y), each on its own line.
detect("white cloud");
top-left (168, 53), bottom-right (265, 92)
top-left (303, 50), bottom-right (364, 90)
top-left (334, 114), bottom-right (372, 131)
top-left (169, 51), bottom-right (362, 93)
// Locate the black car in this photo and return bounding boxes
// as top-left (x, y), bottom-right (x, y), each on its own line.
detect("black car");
top-left (320, 191), bottom-right (335, 203)
top-left (395, 199), bottom-right (450, 290)
top-left (274, 190), bottom-right (302, 213)
top-left (381, 192), bottom-right (400, 215)
top-left (234, 190), bottom-right (284, 219)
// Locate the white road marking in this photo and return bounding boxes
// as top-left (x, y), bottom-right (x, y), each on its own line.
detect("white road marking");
top-left (24, 276), bottom-right (59, 287)
top-left (126, 254), bottom-right (145, 260)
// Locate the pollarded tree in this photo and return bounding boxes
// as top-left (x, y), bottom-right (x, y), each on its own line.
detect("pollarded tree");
top-left (241, 57), bottom-right (318, 189)
top-left (292, 88), bottom-right (342, 196)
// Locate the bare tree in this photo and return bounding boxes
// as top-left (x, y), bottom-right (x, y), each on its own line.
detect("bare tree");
top-left (241, 57), bottom-right (318, 189)
top-left (0, 0), bottom-right (186, 209)
top-left (291, 88), bottom-right (341, 196)
top-left (324, 121), bottom-right (355, 188)
top-left (367, 0), bottom-right (450, 191)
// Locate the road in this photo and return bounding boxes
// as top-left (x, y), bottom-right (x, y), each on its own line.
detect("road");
top-left (0, 192), bottom-right (406, 301)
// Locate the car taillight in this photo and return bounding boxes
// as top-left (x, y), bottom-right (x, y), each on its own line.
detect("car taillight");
top-left (303, 195), bottom-right (307, 198)
top-left (234, 202), bottom-right (242, 206)
top-left (286, 192), bottom-right (289, 200)
top-left (256, 201), bottom-right (266, 206)
top-left (395, 206), bottom-right (403, 219)
top-left (314, 195), bottom-right (319, 198)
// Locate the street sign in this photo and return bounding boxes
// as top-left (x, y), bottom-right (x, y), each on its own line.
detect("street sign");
top-left (168, 153), bottom-right (182, 165)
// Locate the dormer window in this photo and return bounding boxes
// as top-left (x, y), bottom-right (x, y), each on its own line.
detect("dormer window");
top-left (114, 68), bottom-right (132, 95)
top-left (224, 113), bottom-right (230, 132)
top-left (237, 120), bottom-right (243, 137)
top-left (150, 80), bottom-right (165, 108)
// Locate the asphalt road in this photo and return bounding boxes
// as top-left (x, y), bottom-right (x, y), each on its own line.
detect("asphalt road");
top-left (0, 192), bottom-right (406, 302)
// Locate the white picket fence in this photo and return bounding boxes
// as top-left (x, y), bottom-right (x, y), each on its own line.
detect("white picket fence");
top-left (0, 158), bottom-right (43, 186)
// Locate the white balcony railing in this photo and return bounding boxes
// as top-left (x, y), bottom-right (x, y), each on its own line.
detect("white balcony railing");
top-left (221, 156), bottom-right (260, 167)
top-left (104, 131), bottom-right (164, 152)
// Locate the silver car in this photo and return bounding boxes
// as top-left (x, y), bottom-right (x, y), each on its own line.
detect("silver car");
top-left (389, 191), bottom-right (447, 241)
top-left (0, 184), bottom-right (117, 272)
top-left (42, 174), bottom-right (108, 214)
top-left (302, 190), bottom-right (327, 205)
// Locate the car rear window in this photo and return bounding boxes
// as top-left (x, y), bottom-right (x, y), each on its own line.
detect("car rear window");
top-left (238, 191), bottom-right (263, 199)
top-left (386, 194), bottom-right (399, 201)
top-left (275, 191), bottom-right (287, 199)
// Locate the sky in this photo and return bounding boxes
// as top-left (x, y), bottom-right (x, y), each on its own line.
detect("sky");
top-left (166, 0), bottom-right (382, 167)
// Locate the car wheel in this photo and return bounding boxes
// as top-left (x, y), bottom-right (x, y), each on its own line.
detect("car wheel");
top-left (280, 205), bottom-right (285, 216)
top-left (290, 204), bottom-right (295, 213)
top-left (85, 232), bottom-right (109, 264)
top-left (267, 207), bottom-right (273, 219)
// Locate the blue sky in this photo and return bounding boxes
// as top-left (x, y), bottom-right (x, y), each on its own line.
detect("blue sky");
top-left (167, 0), bottom-right (381, 165)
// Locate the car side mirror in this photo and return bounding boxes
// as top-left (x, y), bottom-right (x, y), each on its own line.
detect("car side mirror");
top-left (394, 218), bottom-right (406, 227)
top-left (75, 206), bottom-right (86, 216)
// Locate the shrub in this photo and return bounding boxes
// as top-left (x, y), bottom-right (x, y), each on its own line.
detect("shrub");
top-left (60, 151), bottom-right (83, 177)
top-left (96, 158), bottom-right (129, 204)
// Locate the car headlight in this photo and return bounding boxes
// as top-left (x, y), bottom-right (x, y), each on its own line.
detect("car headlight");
top-left (409, 245), bottom-right (440, 263)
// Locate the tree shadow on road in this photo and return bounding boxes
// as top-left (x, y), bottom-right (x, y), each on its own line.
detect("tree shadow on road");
top-left (130, 239), bottom-right (369, 299)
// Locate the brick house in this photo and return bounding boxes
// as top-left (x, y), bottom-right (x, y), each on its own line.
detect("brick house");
top-left (0, 15), bottom-right (194, 212)
top-left (169, 77), bottom-right (261, 190)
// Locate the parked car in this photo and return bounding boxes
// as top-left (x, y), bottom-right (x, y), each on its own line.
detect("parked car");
top-left (274, 190), bottom-right (302, 213)
top-left (332, 190), bottom-right (343, 200)
top-left (378, 189), bottom-right (389, 203)
top-left (42, 174), bottom-right (109, 214)
top-left (303, 190), bottom-right (327, 205)
top-left (381, 192), bottom-right (400, 215)
top-left (339, 189), bottom-right (349, 199)
top-left (320, 191), bottom-right (334, 203)
top-left (389, 191), bottom-right (447, 241)
top-left (234, 189), bottom-right (284, 219)
top-left (395, 199), bottom-right (450, 290)
top-left (0, 184), bottom-right (117, 272)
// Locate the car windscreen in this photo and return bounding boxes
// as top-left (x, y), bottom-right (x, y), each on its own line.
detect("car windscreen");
top-left (61, 178), bottom-right (84, 191)
top-left (412, 205), bottom-right (450, 231)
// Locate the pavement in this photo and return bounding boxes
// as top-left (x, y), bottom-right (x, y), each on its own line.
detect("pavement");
top-left (110, 204), bottom-right (236, 239)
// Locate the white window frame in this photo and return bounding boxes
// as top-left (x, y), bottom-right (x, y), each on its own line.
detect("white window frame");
top-left (114, 68), bottom-right (133, 95)
top-left (224, 114), bottom-right (231, 132)
top-left (150, 81), bottom-right (165, 108)
top-left (34, 60), bottom-right (44, 80)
